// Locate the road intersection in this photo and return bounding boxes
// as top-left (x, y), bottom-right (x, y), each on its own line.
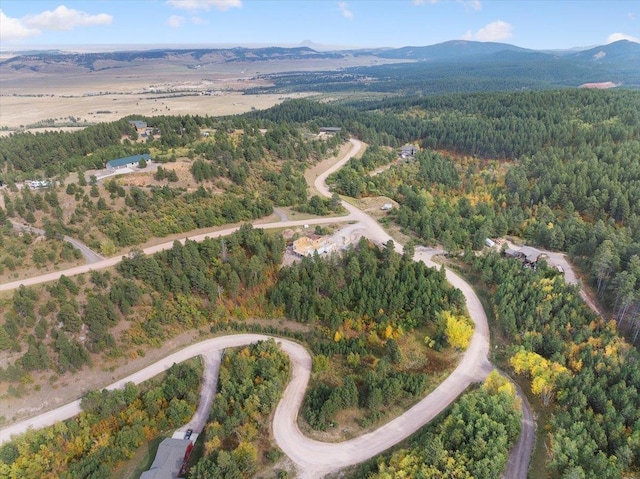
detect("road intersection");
top-left (0, 139), bottom-right (532, 478)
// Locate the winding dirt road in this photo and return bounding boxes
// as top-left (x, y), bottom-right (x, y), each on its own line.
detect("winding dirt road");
top-left (0, 322), bottom-right (490, 478)
top-left (0, 139), bottom-right (531, 478)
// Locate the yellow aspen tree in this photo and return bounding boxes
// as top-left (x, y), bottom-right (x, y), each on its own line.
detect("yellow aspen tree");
top-left (510, 349), bottom-right (569, 406)
top-left (443, 311), bottom-right (474, 350)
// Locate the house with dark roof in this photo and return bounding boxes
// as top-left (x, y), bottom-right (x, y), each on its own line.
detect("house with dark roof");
top-left (319, 127), bottom-right (342, 134)
top-left (400, 145), bottom-right (418, 158)
top-left (106, 153), bottom-right (151, 171)
top-left (129, 120), bottom-right (147, 131)
top-left (504, 246), bottom-right (545, 267)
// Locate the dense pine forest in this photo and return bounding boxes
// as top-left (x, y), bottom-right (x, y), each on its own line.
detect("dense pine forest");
top-left (269, 239), bottom-right (467, 430)
top-left (354, 371), bottom-right (522, 479)
top-left (1, 88), bottom-right (640, 478)
top-left (297, 90), bottom-right (640, 335)
top-left (0, 225), bottom-right (284, 381)
top-left (469, 255), bottom-right (640, 478)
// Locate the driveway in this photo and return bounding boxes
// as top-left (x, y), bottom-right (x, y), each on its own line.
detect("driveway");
top-left (10, 219), bottom-right (103, 264)
top-left (0, 139), bottom-right (530, 479)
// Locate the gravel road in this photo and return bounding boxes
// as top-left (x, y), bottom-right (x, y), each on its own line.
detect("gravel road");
top-left (0, 324), bottom-right (491, 479)
top-left (504, 380), bottom-right (535, 479)
top-left (0, 139), bottom-right (533, 478)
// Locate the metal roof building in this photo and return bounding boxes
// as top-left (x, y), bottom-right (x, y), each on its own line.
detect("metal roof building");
top-left (106, 153), bottom-right (150, 170)
top-left (504, 246), bottom-right (544, 264)
top-left (140, 438), bottom-right (192, 479)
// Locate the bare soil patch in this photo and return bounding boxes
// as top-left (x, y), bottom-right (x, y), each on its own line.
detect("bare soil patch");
top-left (0, 92), bottom-right (307, 130)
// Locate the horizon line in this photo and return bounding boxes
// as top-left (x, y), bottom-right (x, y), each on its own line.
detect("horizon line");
top-left (2, 39), bottom-right (630, 54)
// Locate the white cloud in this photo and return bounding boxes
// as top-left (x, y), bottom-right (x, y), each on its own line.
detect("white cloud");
top-left (191, 16), bottom-right (207, 25)
top-left (166, 0), bottom-right (242, 11)
top-left (606, 32), bottom-right (640, 43)
top-left (412, 0), bottom-right (440, 5)
top-left (167, 15), bottom-right (185, 28)
top-left (338, 2), bottom-right (353, 19)
top-left (459, 0), bottom-right (481, 11)
top-left (23, 5), bottom-right (112, 31)
top-left (0, 9), bottom-right (41, 41)
top-left (0, 6), bottom-right (112, 42)
top-left (464, 20), bottom-right (513, 42)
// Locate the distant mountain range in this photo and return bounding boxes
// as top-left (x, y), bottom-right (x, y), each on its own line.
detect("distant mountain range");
top-left (1, 39), bottom-right (638, 92)
top-left (0, 46), bottom-right (342, 72)
top-left (371, 40), bottom-right (533, 61)
top-left (569, 40), bottom-right (640, 63)
top-left (3, 39), bottom-right (638, 68)
top-left (364, 39), bottom-right (640, 64)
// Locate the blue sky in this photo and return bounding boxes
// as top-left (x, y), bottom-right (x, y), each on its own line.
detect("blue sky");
top-left (1, 1), bottom-right (638, 51)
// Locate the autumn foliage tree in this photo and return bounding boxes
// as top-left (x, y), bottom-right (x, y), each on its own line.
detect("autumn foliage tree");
top-left (360, 371), bottom-right (522, 479)
top-left (472, 253), bottom-right (640, 477)
top-left (509, 348), bottom-right (570, 406)
top-left (441, 311), bottom-right (474, 351)
top-left (0, 362), bottom-right (200, 479)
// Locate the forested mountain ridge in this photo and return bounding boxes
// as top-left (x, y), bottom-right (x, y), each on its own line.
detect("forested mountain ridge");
top-left (253, 89), bottom-right (640, 337)
top-left (570, 39), bottom-right (640, 63)
top-left (373, 39), bottom-right (534, 60)
top-left (4, 40), bottom-right (637, 68)
top-left (247, 40), bottom-right (640, 94)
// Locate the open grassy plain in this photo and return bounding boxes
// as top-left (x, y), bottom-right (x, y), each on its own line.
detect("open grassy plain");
top-left (0, 54), bottom-right (390, 130)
